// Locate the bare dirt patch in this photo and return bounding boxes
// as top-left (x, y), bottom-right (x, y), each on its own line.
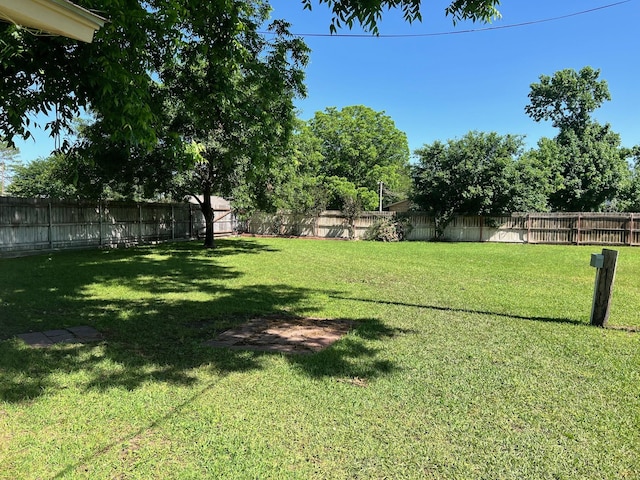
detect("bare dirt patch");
top-left (204, 317), bottom-right (353, 354)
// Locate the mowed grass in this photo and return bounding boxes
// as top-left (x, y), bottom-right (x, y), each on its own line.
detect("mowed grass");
top-left (1, 238), bottom-right (639, 479)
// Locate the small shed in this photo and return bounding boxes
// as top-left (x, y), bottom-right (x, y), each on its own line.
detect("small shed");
top-left (188, 195), bottom-right (231, 211)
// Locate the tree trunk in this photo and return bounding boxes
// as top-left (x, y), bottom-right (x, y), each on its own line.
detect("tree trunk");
top-left (200, 192), bottom-right (215, 249)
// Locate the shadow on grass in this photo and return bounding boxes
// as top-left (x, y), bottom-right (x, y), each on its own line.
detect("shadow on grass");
top-left (329, 295), bottom-right (586, 327)
top-left (0, 239), bottom-right (399, 403)
top-left (159, 237), bottom-right (281, 257)
top-left (286, 317), bottom-right (405, 380)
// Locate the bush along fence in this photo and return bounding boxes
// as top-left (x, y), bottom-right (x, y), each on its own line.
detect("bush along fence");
top-left (0, 197), bottom-right (237, 256)
top-left (247, 210), bottom-right (640, 246)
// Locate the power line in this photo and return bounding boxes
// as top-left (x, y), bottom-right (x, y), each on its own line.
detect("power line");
top-left (262, 0), bottom-right (631, 38)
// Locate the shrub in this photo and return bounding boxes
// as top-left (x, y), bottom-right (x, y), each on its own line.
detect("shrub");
top-left (364, 216), bottom-right (412, 242)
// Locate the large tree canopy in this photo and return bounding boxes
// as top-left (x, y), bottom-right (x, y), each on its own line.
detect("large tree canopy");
top-left (411, 131), bottom-right (524, 237)
top-left (303, 0), bottom-right (502, 32)
top-left (527, 124), bottom-right (628, 212)
top-left (1, 0), bottom-right (305, 150)
top-left (525, 66), bottom-right (627, 212)
top-left (307, 105), bottom-right (411, 210)
top-left (524, 66), bottom-right (611, 134)
top-left (0, 0), bottom-right (170, 149)
top-left (57, 2), bottom-right (308, 248)
top-left (1, 0), bottom-right (502, 149)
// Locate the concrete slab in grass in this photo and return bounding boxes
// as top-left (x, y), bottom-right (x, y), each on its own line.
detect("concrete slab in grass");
top-left (16, 332), bottom-right (54, 348)
top-left (15, 326), bottom-right (103, 348)
top-left (67, 325), bottom-right (103, 341)
top-left (43, 329), bottom-right (76, 344)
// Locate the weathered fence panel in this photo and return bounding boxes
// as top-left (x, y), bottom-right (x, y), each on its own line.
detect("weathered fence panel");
top-left (247, 210), bottom-right (640, 246)
top-left (248, 211), bottom-right (395, 239)
top-left (6, 198), bottom-right (638, 253)
top-left (0, 197), bottom-right (235, 256)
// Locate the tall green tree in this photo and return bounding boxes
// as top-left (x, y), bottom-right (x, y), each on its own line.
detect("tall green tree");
top-left (525, 67), bottom-right (628, 211)
top-left (159, 3), bottom-right (309, 248)
top-left (525, 67), bottom-right (611, 134)
top-left (531, 125), bottom-right (629, 212)
top-left (25, 2), bottom-right (308, 247)
top-left (270, 121), bottom-right (328, 216)
top-left (411, 131), bottom-right (524, 238)
top-left (307, 105), bottom-right (411, 210)
top-left (6, 155), bottom-right (77, 199)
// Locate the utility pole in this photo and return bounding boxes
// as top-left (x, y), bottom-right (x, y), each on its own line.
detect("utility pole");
top-left (378, 181), bottom-right (383, 212)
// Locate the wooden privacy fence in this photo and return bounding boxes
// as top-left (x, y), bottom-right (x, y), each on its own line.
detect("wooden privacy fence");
top-left (248, 211), bottom-right (640, 246)
top-left (0, 197), bottom-right (236, 256)
top-left (248, 211), bottom-right (396, 239)
top-left (4, 198), bottom-right (638, 254)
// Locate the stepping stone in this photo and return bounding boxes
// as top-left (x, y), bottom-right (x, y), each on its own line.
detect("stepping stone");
top-left (67, 325), bottom-right (103, 341)
top-left (44, 329), bottom-right (76, 344)
top-left (16, 332), bottom-right (54, 348)
top-left (15, 326), bottom-right (103, 348)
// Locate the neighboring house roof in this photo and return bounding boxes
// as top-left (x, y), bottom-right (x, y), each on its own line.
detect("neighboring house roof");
top-left (385, 199), bottom-right (412, 212)
top-left (0, 0), bottom-right (106, 43)
top-left (189, 195), bottom-right (231, 210)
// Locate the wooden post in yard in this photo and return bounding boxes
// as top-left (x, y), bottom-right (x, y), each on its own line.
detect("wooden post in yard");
top-left (590, 248), bottom-right (619, 327)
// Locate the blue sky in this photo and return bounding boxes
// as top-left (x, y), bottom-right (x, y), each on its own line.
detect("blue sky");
top-left (14, 0), bottom-right (640, 163)
top-left (269, 0), bottom-right (640, 157)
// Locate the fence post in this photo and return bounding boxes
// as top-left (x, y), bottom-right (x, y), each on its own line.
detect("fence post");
top-left (99, 202), bottom-right (103, 246)
top-left (577, 213), bottom-right (582, 246)
top-left (590, 248), bottom-right (618, 327)
top-left (138, 204), bottom-right (143, 244)
top-left (48, 201), bottom-right (53, 249)
top-left (526, 213), bottom-right (531, 244)
top-left (628, 213), bottom-right (633, 246)
top-left (171, 205), bottom-right (175, 240)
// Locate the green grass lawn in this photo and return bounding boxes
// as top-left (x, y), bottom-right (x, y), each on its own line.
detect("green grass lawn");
top-left (1, 238), bottom-right (639, 479)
